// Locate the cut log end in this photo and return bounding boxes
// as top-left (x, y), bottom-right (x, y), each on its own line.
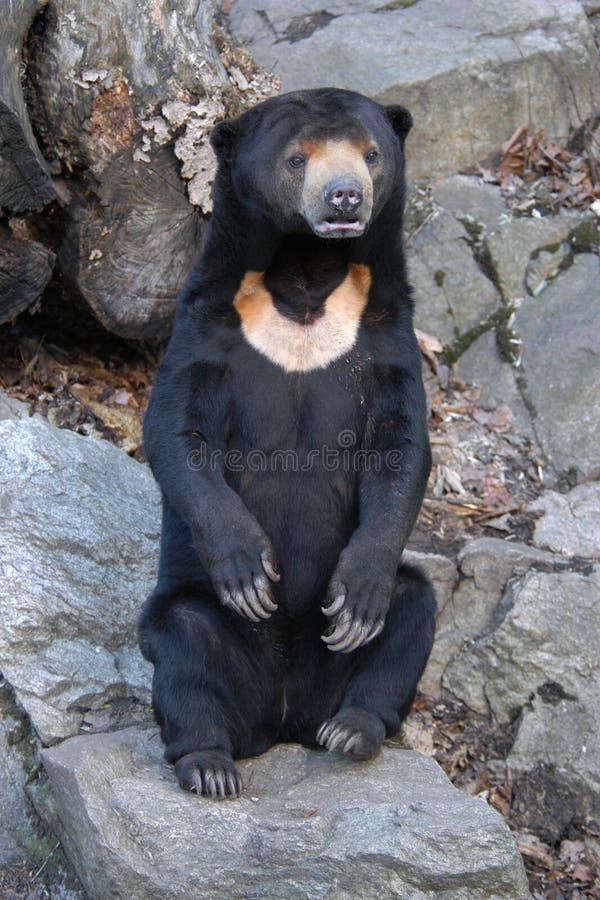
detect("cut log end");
top-left (0, 228), bottom-right (56, 325)
top-left (69, 148), bottom-right (205, 340)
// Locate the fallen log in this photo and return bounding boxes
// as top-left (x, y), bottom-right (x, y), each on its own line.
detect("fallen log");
top-left (0, 0), bottom-right (56, 212)
top-left (0, 226), bottom-right (55, 324)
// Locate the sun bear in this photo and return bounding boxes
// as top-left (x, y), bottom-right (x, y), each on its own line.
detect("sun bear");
top-left (139, 88), bottom-right (436, 799)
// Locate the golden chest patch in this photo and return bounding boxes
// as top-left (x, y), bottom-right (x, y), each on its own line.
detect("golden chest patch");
top-left (233, 263), bottom-right (371, 373)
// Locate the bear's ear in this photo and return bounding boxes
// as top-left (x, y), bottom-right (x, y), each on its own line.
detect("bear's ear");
top-left (385, 105), bottom-right (413, 142)
top-left (210, 119), bottom-right (239, 162)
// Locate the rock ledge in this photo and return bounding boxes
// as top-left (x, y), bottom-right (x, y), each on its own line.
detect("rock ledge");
top-left (37, 729), bottom-right (529, 899)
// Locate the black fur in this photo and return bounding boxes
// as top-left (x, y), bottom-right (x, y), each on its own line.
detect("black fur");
top-left (139, 89), bottom-right (436, 798)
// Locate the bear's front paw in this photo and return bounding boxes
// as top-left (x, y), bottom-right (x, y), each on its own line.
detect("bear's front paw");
top-left (321, 557), bottom-right (394, 653)
top-left (174, 750), bottom-right (244, 799)
top-left (206, 535), bottom-right (280, 623)
top-left (317, 707), bottom-right (385, 760)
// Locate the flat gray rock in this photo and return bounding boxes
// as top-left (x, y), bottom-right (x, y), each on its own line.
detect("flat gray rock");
top-left (528, 483), bottom-right (600, 559)
top-left (443, 567), bottom-right (600, 722)
top-left (408, 211), bottom-right (500, 345)
top-left (508, 685), bottom-right (600, 819)
top-left (229, 0), bottom-right (595, 178)
top-left (39, 729), bottom-right (529, 899)
top-left (0, 414), bottom-right (160, 744)
top-left (514, 254), bottom-right (600, 480)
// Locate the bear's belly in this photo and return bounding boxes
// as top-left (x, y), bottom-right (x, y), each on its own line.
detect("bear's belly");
top-left (233, 467), bottom-right (356, 615)
top-left (226, 357), bottom-right (368, 613)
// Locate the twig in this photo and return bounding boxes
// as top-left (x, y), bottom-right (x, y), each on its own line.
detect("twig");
top-left (30, 841), bottom-right (60, 883)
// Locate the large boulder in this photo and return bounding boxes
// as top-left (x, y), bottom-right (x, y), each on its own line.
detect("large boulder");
top-left (0, 413), bottom-right (160, 745)
top-left (514, 254), bottom-right (600, 481)
top-left (228, 0), bottom-right (596, 178)
top-left (35, 730), bottom-right (529, 899)
top-left (421, 538), bottom-right (554, 693)
top-left (442, 500), bottom-right (600, 828)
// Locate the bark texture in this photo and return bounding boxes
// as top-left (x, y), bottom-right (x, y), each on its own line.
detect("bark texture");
top-left (0, 0), bottom-right (276, 339)
top-left (0, 0), bottom-right (56, 213)
top-left (0, 227), bottom-right (55, 324)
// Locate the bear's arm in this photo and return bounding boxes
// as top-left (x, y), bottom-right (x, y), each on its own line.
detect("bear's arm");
top-left (357, 358), bottom-right (430, 555)
top-left (338, 356), bottom-right (430, 570)
top-left (143, 321), bottom-right (280, 621)
top-left (322, 345), bottom-right (431, 652)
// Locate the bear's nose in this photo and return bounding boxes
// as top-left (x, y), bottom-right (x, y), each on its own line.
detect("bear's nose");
top-left (324, 177), bottom-right (363, 215)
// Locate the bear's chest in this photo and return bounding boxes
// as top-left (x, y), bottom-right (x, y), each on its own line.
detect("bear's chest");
top-left (227, 343), bottom-right (371, 457)
top-left (233, 263), bottom-right (371, 374)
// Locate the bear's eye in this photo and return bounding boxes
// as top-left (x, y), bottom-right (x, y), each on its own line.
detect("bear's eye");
top-left (365, 148), bottom-right (379, 165)
top-left (288, 154), bottom-right (307, 169)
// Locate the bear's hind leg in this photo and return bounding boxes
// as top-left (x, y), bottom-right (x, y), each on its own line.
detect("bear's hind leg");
top-left (139, 587), bottom-right (282, 798)
top-left (317, 565), bottom-right (435, 760)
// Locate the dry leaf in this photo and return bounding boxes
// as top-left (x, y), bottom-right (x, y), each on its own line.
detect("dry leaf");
top-left (572, 863), bottom-right (594, 884)
top-left (517, 835), bottom-right (555, 869)
top-left (487, 406), bottom-right (514, 431)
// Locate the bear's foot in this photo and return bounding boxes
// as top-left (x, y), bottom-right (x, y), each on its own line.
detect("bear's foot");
top-left (316, 706), bottom-right (385, 761)
top-left (174, 750), bottom-right (244, 799)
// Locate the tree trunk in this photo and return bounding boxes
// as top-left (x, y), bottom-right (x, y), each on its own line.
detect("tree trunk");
top-left (0, 226), bottom-right (55, 324)
top-left (21, 0), bottom-right (267, 339)
top-left (0, 0), bottom-right (56, 212)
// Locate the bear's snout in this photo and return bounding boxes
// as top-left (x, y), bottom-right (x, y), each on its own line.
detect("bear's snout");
top-left (324, 176), bottom-right (364, 215)
top-left (300, 139), bottom-right (373, 239)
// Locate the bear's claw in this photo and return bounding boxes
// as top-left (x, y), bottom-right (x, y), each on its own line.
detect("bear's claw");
top-left (316, 708), bottom-right (385, 760)
top-left (321, 607), bottom-right (384, 653)
top-left (175, 751), bottom-right (244, 799)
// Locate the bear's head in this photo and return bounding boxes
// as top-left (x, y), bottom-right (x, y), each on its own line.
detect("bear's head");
top-left (210, 88), bottom-right (412, 240)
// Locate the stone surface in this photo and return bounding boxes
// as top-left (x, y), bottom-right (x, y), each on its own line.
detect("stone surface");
top-left (37, 729), bottom-right (529, 899)
top-left (0, 680), bottom-right (38, 867)
top-left (443, 566), bottom-right (600, 822)
top-left (228, 0), bottom-right (595, 179)
top-left (431, 175), bottom-right (507, 232)
top-left (528, 483), bottom-right (600, 558)
top-left (456, 331), bottom-right (534, 439)
top-left (0, 414), bottom-right (159, 745)
top-left (508, 688), bottom-right (600, 820)
top-left (0, 390), bottom-right (28, 421)
top-left (514, 254), bottom-right (600, 480)
top-left (421, 538), bottom-right (554, 692)
top-left (403, 549), bottom-right (459, 614)
top-left (486, 212), bottom-right (582, 300)
top-left (443, 565), bottom-right (600, 722)
top-left (408, 211), bottom-right (500, 345)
